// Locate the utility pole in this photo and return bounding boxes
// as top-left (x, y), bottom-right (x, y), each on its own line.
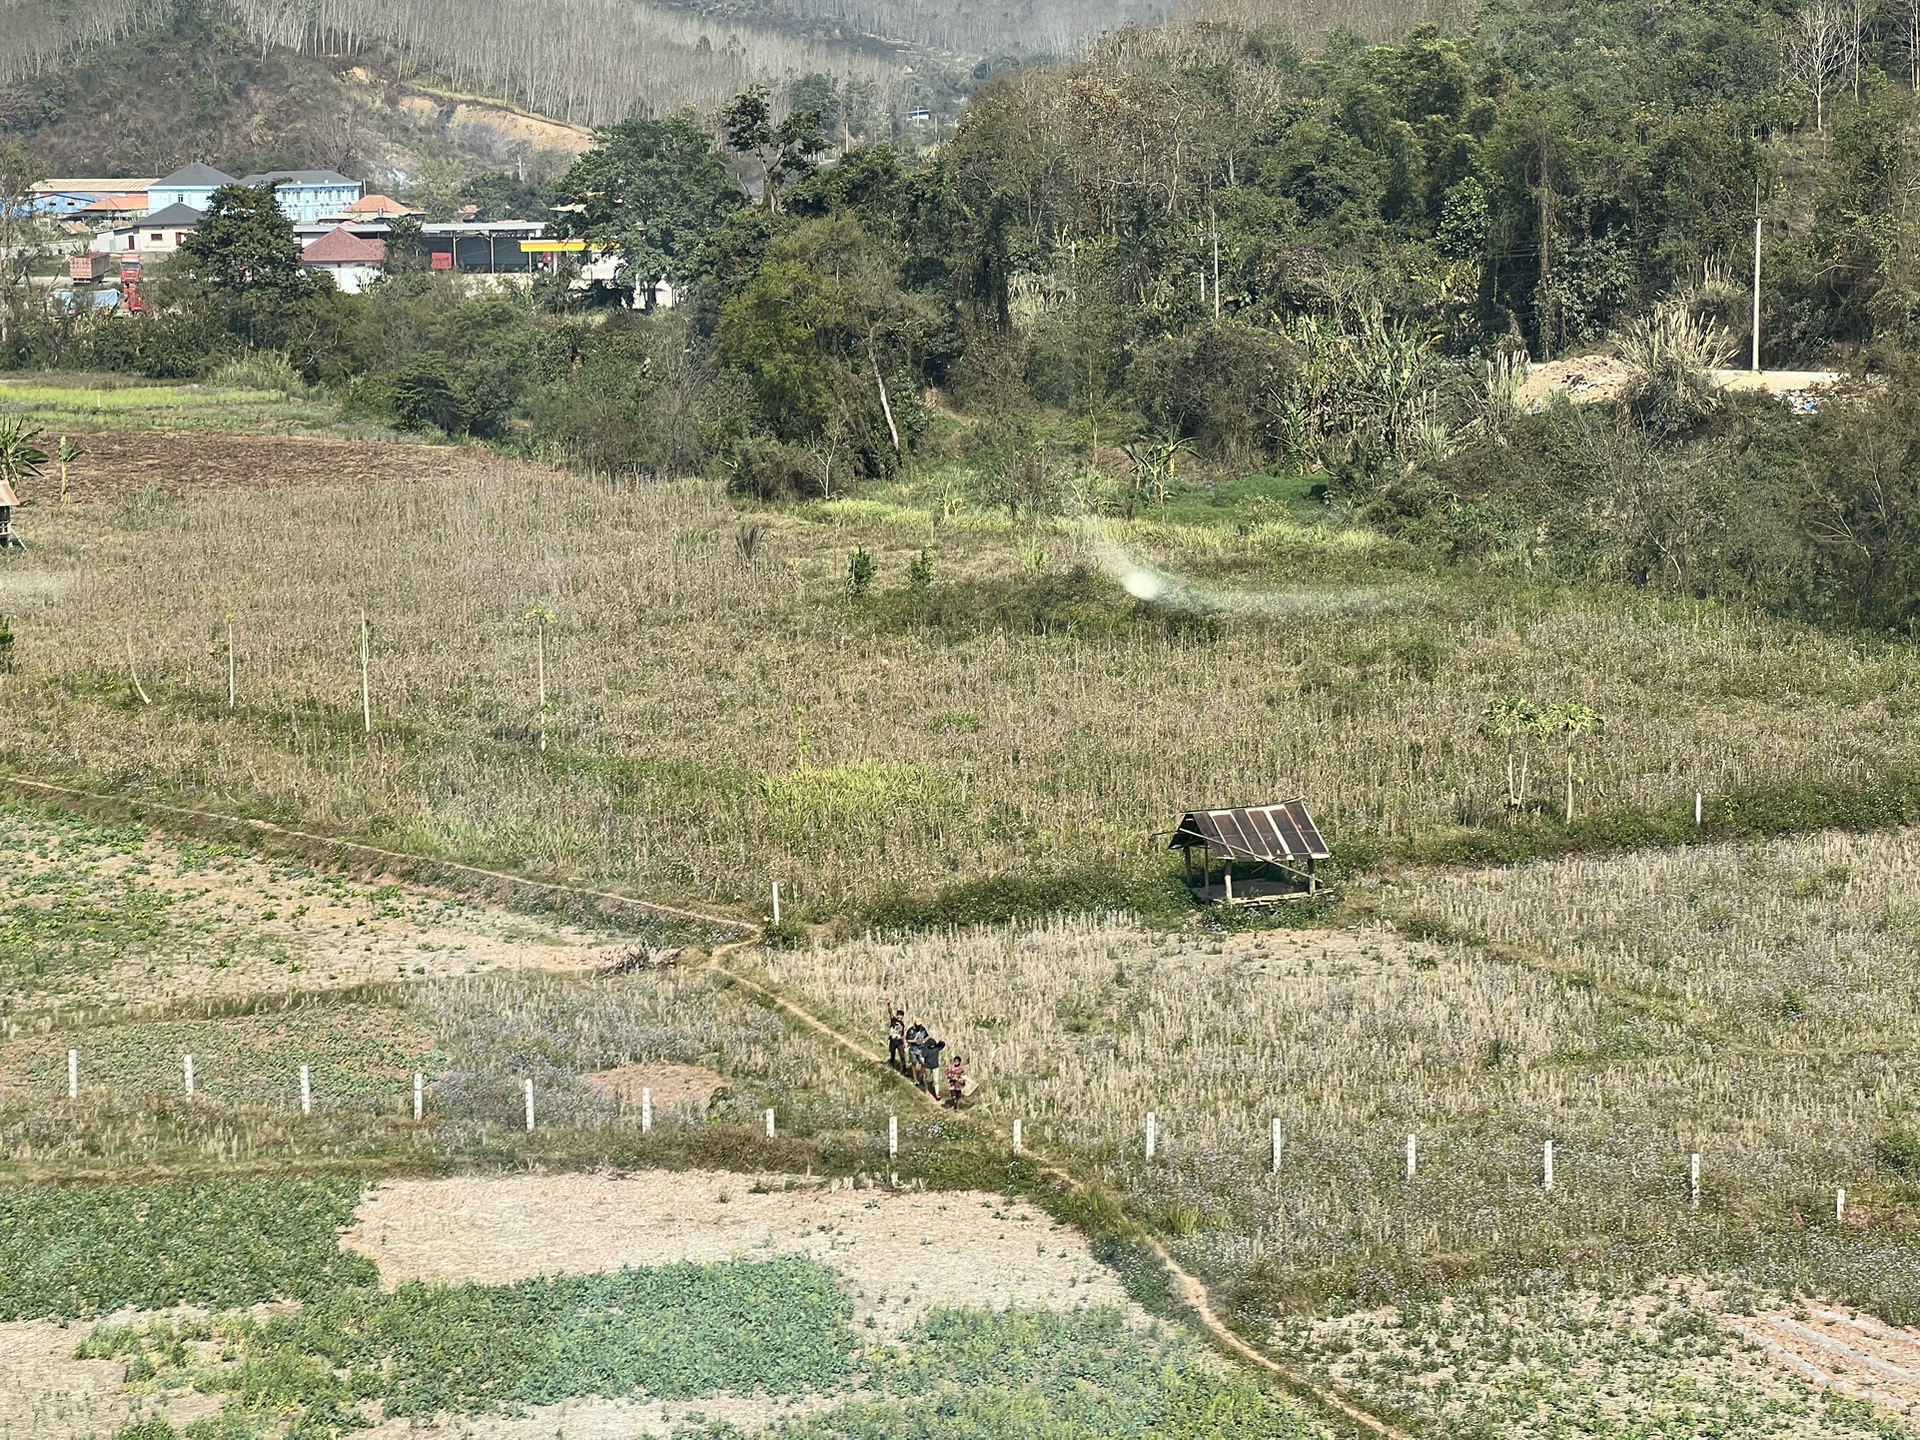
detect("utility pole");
top-left (1211, 224), bottom-right (1221, 323)
top-left (1752, 181), bottom-right (1763, 373)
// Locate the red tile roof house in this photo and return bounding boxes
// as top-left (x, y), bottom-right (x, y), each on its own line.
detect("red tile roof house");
top-left (300, 226), bottom-right (388, 294)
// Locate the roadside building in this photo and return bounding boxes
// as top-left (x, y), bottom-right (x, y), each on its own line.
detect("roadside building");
top-left (93, 202), bottom-right (203, 256)
top-left (147, 164), bottom-right (235, 213)
top-left (300, 226), bottom-right (387, 294)
top-left (242, 170), bottom-right (364, 225)
top-left (73, 193), bottom-right (148, 224)
top-left (28, 178), bottom-right (155, 217)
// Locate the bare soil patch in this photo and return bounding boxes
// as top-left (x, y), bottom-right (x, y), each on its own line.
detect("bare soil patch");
top-left (1518, 353), bottom-right (1843, 412)
top-left (0, 1316), bottom-right (221, 1438)
top-left (342, 1169), bottom-right (1140, 1337)
top-left (579, 1062), bottom-right (727, 1112)
top-left (31, 430), bottom-right (513, 505)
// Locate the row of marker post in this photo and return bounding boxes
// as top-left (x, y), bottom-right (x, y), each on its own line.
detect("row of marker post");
top-left (45, 1052), bottom-right (1845, 1217)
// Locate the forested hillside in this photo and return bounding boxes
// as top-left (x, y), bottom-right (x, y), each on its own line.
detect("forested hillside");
top-left (0, 0), bottom-right (1464, 139)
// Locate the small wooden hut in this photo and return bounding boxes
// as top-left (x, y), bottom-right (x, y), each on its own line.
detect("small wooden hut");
top-left (1168, 800), bottom-right (1331, 906)
top-left (0, 478), bottom-right (15, 548)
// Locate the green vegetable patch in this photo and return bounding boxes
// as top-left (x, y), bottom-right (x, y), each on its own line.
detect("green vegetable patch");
top-left (693, 1306), bottom-right (1315, 1440)
top-left (86, 1256), bottom-right (856, 1428)
top-left (0, 1179), bottom-right (372, 1320)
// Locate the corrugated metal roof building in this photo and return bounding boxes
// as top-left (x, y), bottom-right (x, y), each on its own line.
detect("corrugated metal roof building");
top-left (1168, 800), bottom-right (1330, 905)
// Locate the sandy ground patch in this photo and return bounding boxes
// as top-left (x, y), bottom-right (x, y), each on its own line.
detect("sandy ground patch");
top-left (0, 1317), bottom-right (221, 1440)
top-left (342, 1169), bottom-right (1139, 1337)
top-left (580, 1062), bottom-right (726, 1113)
top-left (1517, 352), bottom-right (1843, 412)
top-left (354, 1391), bottom-right (849, 1440)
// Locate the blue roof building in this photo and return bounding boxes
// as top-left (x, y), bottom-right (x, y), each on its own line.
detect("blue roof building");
top-left (148, 164), bottom-right (236, 213)
top-left (242, 170), bottom-right (364, 225)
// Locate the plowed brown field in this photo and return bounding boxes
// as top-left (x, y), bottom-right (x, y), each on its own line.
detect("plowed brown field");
top-left (33, 430), bottom-right (514, 504)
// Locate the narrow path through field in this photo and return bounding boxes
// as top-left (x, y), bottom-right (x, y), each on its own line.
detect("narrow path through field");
top-left (706, 941), bottom-right (1415, 1440)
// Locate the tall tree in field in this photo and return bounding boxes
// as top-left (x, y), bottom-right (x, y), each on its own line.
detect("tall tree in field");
top-left (1541, 702), bottom-right (1601, 824)
top-left (722, 86), bottom-right (832, 211)
top-left (1480, 695), bottom-right (1542, 821)
top-left (552, 116), bottom-right (742, 298)
top-left (718, 216), bottom-right (930, 478)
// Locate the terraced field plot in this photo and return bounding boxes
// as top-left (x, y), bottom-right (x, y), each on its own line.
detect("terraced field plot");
top-left (0, 802), bottom-right (627, 1016)
top-left (0, 1174), bottom-right (1312, 1440)
top-left (1276, 1280), bottom-right (1917, 1439)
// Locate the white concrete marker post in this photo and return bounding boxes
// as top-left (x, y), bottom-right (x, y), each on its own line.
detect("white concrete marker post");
top-left (1543, 1140), bottom-right (1555, 1192)
top-left (413, 1072), bottom-right (424, 1122)
top-left (765, 1108), bottom-right (776, 1139)
top-left (1837, 1187), bottom-right (1848, 1225)
top-left (1012, 1119), bottom-right (1024, 1156)
top-left (1272, 1118), bottom-right (1283, 1174)
top-left (184, 1055), bottom-right (196, 1098)
top-left (641, 1087), bottom-right (653, 1133)
top-left (1146, 1112), bottom-right (1158, 1162)
top-left (1695, 792), bottom-right (1703, 826)
top-left (888, 1114), bottom-right (898, 1159)
top-left (524, 1079), bottom-right (535, 1132)
top-left (772, 882), bottom-right (782, 926)
top-left (68, 1049), bottom-right (77, 1099)
top-left (1406, 1134), bottom-right (1418, 1181)
top-left (1690, 1153), bottom-right (1701, 1208)
top-left (300, 1065), bottom-right (312, 1117)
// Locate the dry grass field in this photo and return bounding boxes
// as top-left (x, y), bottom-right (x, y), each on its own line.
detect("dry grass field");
top-left (12, 428), bottom-right (1920, 1436)
top-left (746, 825), bottom-right (1920, 1433)
top-left (6, 465), bottom-right (1920, 917)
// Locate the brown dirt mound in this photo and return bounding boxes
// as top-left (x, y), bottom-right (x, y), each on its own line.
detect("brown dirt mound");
top-left (579, 1062), bottom-right (726, 1111)
top-left (30, 430), bottom-right (513, 504)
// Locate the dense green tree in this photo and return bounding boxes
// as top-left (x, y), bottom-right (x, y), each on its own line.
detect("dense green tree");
top-left (717, 217), bottom-right (930, 478)
top-left (178, 183), bottom-right (311, 299)
top-left (722, 85), bottom-right (833, 212)
top-left (552, 117), bottom-right (743, 295)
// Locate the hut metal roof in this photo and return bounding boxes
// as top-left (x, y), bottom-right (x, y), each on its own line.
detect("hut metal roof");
top-left (1169, 801), bottom-right (1330, 862)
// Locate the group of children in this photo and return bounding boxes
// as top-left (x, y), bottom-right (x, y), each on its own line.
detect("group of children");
top-left (885, 1005), bottom-right (969, 1107)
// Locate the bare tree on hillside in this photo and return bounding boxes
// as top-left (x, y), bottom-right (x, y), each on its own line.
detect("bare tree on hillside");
top-left (1784, 0), bottom-right (1850, 131)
